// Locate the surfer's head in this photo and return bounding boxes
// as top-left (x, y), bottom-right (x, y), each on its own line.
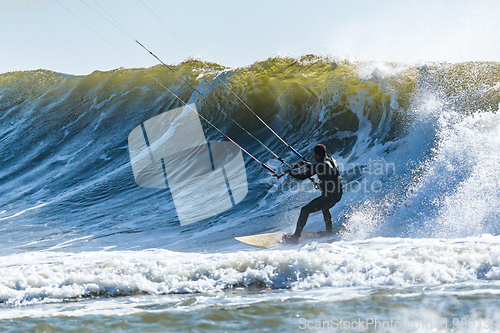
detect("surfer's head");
top-left (314, 144), bottom-right (326, 161)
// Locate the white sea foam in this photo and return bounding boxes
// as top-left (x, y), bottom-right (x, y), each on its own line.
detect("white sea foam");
top-left (0, 203), bottom-right (47, 222)
top-left (1, 236), bottom-right (500, 307)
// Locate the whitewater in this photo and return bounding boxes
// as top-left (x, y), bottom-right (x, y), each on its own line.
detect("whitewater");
top-left (1, 57), bottom-right (500, 332)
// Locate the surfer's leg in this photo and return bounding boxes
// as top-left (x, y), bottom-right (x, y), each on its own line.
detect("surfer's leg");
top-left (293, 197), bottom-right (324, 238)
top-left (322, 194), bottom-right (342, 234)
top-left (322, 208), bottom-right (332, 233)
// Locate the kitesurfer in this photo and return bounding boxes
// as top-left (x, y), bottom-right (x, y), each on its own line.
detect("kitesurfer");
top-left (283, 144), bottom-right (343, 243)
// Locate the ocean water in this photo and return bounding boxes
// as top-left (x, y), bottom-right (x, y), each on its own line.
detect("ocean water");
top-left (1, 57), bottom-right (500, 332)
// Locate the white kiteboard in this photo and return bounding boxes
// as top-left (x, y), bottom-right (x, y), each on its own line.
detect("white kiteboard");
top-left (235, 229), bottom-right (343, 249)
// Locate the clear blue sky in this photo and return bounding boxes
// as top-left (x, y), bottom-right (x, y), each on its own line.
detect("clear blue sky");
top-left (2, 0), bottom-right (500, 75)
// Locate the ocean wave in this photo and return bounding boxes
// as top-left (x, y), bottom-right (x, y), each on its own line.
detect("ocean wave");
top-left (1, 236), bottom-right (499, 306)
top-left (0, 57), bottom-right (499, 253)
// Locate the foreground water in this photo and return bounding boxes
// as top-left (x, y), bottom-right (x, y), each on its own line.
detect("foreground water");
top-left (1, 57), bottom-right (500, 331)
top-left (2, 236), bottom-right (500, 332)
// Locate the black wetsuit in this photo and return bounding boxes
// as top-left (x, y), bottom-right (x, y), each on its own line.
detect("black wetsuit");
top-left (290, 156), bottom-right (343, 237)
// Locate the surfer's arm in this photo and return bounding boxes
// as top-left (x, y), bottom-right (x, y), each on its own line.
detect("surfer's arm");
top-left (289, 162), bottom-right (315, 180)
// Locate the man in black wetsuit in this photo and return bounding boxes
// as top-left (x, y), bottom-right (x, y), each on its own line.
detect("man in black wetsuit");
top-left (283, 144), bottom-right (343, 243)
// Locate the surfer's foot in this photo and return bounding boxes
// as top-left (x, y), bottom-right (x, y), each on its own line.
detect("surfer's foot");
top-left (283, 234), bottom-right (299, 244)
top-left (318, 230), bottom-right (333, 236)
